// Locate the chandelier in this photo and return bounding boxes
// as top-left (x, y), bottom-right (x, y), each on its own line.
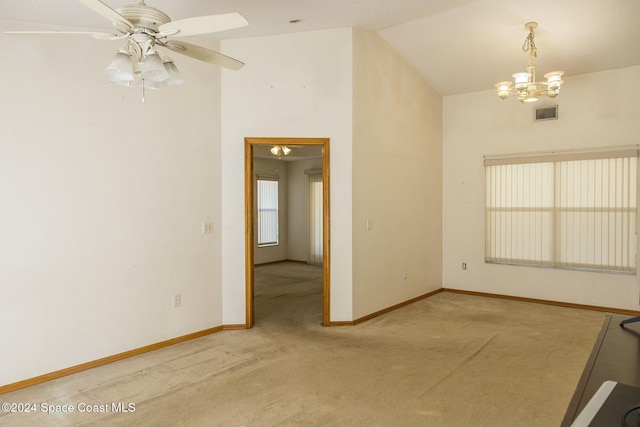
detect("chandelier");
top-left (495, 22), bottom-right (564, 103)
top-left (270, 145), bottom-right (291, 156)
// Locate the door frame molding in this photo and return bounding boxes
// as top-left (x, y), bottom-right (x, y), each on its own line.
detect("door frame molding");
top-left (244, 137), bottom-right (331, 327)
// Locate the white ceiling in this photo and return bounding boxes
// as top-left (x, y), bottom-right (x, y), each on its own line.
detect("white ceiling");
top-left (1, 0), bottom-right (639, 96)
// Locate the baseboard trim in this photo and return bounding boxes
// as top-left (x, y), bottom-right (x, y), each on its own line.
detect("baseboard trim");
top-left (6, 289), bottom-right (636, 394)
top-left (254, 259), bottom-right (309, 266)
top-left (329, 287), bottom-right (640, 327)
top-left (0, 325), bottom-right (227, 395)
top-left (327, 320), bottom-right (355, 326)
top-left (222, 324), bottom-right (249, 330)
top-left (345, 289), bottom-right (444, 326)
top-left (443, 288), bottom-right (640, 316)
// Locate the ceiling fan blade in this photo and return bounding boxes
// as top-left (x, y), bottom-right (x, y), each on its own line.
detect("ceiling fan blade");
top-left (158, 12), bottom-right (248, 37)
top-left (77, 0), bottom-right (134, 32)
top-left (164, 40), bottom-right (244, 70)
top-left (4, 31), bottom-right (123, 40)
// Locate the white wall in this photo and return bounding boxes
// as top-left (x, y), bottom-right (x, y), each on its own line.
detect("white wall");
top-left (443, 66), bottom-right (640, 310)
top-left (351, 29), bottom-right (443, 319)
top-left (221, 29), bottom-right (354, 323)
top-left (287, 158), bottom-right (322, 261)
top-left (0, 24), bottom-right (223, 386)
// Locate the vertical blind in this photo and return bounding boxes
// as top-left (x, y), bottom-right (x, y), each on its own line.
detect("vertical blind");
top-left (307, 171), bottom-right (323, 265)
top-left (257, 177), bottom-right (279, 247)
top-left (485, 148), bottom-right (638, 273)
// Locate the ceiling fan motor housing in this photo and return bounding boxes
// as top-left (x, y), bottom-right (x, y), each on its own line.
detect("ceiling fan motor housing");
top-left (115, 3), bottom-right (171, 33)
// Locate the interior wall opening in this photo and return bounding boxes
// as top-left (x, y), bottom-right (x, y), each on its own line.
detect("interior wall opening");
top-left (244, 137), bottom-right (330, 327)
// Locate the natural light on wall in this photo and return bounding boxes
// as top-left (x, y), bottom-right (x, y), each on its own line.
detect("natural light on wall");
top-left (485, 148), bottom-right (638, 273)
top-left (308, 172), bottom-right (323, 265)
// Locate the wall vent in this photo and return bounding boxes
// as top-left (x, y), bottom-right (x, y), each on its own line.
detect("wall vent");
top-left (535, 105), bottom-right (558, 121)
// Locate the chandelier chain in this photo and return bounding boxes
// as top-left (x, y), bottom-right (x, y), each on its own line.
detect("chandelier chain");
top-left (522, 28), bottom-right (537, 59)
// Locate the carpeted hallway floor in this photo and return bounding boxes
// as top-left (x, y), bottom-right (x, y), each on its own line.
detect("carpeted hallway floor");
top-left (0, 262), bottom-right (605, 426)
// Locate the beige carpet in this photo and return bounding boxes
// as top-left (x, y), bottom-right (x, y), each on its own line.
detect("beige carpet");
top-left (1, 262), bottom-right (605, 426)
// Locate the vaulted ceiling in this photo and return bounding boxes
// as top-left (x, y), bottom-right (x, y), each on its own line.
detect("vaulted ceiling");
top-left (1, 0), bottom-right (639, 96)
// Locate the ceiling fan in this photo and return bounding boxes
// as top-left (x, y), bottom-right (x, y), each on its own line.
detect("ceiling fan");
top-left (4, 0), bottom-right (248, 89)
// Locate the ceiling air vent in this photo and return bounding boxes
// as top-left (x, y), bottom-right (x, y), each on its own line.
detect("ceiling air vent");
top-left (535, 105), bottom-right (558, 121)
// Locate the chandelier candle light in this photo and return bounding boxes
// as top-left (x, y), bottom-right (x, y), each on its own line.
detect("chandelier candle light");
top-left (495, 22), bottom-right (564, 103)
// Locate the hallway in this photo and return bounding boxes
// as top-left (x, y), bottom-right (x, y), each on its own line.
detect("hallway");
top-left (253, 262), bottom-right (323, 328)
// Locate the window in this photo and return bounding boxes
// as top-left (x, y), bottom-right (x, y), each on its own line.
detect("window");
top-left (257, 177), bottom-right (279, 247)
top-left (485, 148), bottom-right (638, 273)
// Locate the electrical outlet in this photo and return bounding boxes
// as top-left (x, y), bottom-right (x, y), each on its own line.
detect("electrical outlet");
top-left (402, 271), bottom-right (408, 280)
top-left (172, 293), bottom-right (181, 308)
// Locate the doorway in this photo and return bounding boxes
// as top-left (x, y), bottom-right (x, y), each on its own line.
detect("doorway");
top-left (244, 137), bottom-right (330, 327)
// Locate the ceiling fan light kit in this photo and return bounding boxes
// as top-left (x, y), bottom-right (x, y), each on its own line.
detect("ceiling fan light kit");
top-left (495, 22), bottom-right (564, 103)
top-left (105, 50), bottom-right (135, 81)
top-left (104, 2), bottom-right (180, 88)
top-left (4, 0), bottom-right (248, 94)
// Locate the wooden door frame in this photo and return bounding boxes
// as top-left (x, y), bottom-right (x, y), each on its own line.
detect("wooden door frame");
top-left (244, 137), bottom-right (331, 327)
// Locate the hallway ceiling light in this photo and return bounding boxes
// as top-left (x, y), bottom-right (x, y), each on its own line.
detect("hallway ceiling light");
top-left (495, 22), bottom-right (564, 103)
top-left (270, 145), bottom-right (291, 156)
